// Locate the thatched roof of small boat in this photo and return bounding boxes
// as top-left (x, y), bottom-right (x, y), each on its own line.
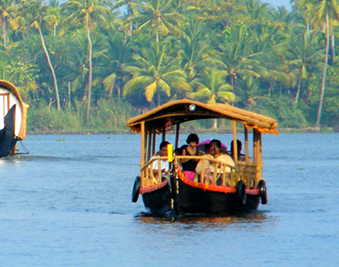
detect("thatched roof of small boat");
top-left (127, 99), bottom-right (278, 135)
top-left (0, 80), bottom-right (29, 139)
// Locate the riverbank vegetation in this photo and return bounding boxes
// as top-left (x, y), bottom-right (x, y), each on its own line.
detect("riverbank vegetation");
top-left (1, 0), bottom-right (339, 132)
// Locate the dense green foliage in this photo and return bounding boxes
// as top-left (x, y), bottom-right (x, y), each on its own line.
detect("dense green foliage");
top-left (1, 0), bottom-right (339, 131)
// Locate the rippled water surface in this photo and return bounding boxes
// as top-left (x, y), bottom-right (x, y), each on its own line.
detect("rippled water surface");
top-left (1, 133), bottom-right (338, 266)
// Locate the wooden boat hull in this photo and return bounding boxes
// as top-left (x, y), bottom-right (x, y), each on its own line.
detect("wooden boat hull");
top-left (177, 179), bottom-right (260, 215)
top-left (140, 177), bottom-right (261, 217)
top-left (142, 181), bottom-right (173, 216)
top-left (0, 105), bottom-right (17, 158)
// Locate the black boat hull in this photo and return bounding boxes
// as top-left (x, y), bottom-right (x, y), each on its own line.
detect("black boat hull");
top-left (141, 178), bottom-right (260, 217)
top-left (177, 179), bottom-right (260, 215)
top-left (0, 105), bottom-right (17, 158)
top-left (142, 182), bottom-right (173, 216)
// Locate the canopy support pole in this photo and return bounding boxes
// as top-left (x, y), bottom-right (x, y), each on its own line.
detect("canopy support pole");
top-left (232, 120), bottom-right (238, 163)
top-left (244, 126), bottom-right (249, 162)
top-left (175, 124), bottom-right (180, 149)
top-left (140, 121), bottom-right (146, 187)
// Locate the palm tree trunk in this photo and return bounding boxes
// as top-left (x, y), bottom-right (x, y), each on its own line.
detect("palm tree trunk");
top-left (38, 26), bottom-right (61, 112)
top-left (213, 118), bottom-right (217, 129)
top-left (294, 78), bottom-right (301, 105)
top-left (330, 34), bottom-right (335, 65)
top-left (108, 84), bottom-right (113, 98)
top-left (3, 19), bottom-right (8, 49)
top-left (68, 81), bottom-right (71, 109)
top-left (117, 80), bottom-right (121, 100)
top-left (86, 27), bottom-right (93, 124)
top-left (315, 12), bottom-right (330, 128)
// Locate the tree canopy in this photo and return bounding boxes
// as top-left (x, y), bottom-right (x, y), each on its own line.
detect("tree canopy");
top-left (1, 0), bottom-right (339, 130)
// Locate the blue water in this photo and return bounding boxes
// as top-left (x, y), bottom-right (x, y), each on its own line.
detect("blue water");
top-left (0, 133), bottom-right (338, 266)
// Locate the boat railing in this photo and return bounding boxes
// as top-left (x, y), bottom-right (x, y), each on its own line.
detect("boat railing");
top-left (236, 161), bottom-right (258, 188)
top-left (175, 155), bottom-right (236, 186)
top-left (140, 156), bottom-right (170, 187)
top-left (139, 155), bottom-right (258, 188)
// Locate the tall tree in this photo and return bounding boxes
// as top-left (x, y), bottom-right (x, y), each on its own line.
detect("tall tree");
top-left (133, 0), bottom-right (182, 43)
top-left (113, 0), bottom-right (139, 37)
top-left (286, 28), bottom-right (322, 105)
top-left (178, 15), bottom-right (214, 82)
top-left (61, 0), bottom-right (112, 123)
top-left (189, 69), bottom-right (235, 128)
top-left (0, 0), bottom-right (19, 49)
top-left (214, 24), bottom-right (261, 98)
top-left (123, 41), bottom-right (190, 106)
top-left (18, 0), bottom-right (61, 111)
top-left (299, 0), bottom-right (339, 127)
top-left (96, 27), bottom-right (131, 99)
top-left (189, 69), bottom-right (235, 105)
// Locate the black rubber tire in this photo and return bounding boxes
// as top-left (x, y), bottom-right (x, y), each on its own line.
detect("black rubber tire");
top-left (131, 176), bottom-right (141, 203)
top-left (258, 179), bottom-right (268, 205)
top-left (236, 180), bottom-right (247, 205)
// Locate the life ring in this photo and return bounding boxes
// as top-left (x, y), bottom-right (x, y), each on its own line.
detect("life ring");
top-left (258, 179), bottom-right (268, 205)
top-left (236, 180), bottom-right (246, 205)
top-left (132, 176), bottom-right (141, 203)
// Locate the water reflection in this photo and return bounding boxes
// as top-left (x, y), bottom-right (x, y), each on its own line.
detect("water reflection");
top-left (135, 211), bottom-right (268, 227)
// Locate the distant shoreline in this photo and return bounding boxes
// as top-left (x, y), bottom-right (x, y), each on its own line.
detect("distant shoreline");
top-left (26, 127), bottom-right (335, 135)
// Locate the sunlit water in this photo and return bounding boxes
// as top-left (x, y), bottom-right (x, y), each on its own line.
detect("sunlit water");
top-left (1, 133), bottom-right (338, 266)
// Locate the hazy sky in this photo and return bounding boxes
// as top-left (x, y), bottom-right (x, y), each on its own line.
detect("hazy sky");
top-left (262, 0), bottom-right (292, 11)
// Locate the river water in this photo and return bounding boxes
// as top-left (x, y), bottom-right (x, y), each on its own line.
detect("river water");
top-left (0, 133), bottom-right (338, 266)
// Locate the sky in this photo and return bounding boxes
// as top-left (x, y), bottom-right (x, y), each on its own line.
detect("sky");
top-left (262, 0), bottom-right (292, 11)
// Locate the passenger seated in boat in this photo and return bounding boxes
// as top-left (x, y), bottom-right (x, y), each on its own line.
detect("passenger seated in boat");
top-left (230, 140), bottom-right (250, 162)
top-left (151, 141), bottom-right (170, 180)
top-left (175, 144), bottom-right (187, 157)
top-left (180, 134), bottom-right (204, 181)
top-left (195, 139), bottom-right (235, 184)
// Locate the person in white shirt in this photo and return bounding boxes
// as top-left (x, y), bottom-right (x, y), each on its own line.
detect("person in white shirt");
top-left (151, 141), bottom-right (170, 178)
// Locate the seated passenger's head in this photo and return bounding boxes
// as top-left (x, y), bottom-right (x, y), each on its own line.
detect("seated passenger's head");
top-left (186, 133), bottom-right (199, 147)
top-left (209, 139), bottom-right (222, 156)
top-left (159, 141), bottom-right (170, 156)
top-left (231, 139), bottom-right (242, 154)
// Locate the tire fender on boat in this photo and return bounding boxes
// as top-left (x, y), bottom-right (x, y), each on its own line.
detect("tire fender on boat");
top-left (258, 179), bottom-right (268, 205)
top-left (236, 180), bottom-right (246, 205)
top-left (132, 176), bottom-right (141, 203)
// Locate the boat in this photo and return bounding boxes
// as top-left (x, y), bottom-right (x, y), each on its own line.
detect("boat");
top-left (0, 80), bottom-right (29, 157)
top-left (128, 99), bottom-right (278, 217)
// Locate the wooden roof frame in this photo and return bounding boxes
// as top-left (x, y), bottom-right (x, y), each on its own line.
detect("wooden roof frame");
top-left (127, 99), bottom-right (279, 135)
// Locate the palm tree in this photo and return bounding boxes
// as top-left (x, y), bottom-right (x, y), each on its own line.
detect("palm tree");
top-left (189, 69), bottom-right (235, 128)
top-left (123, 41), bottom-right (190, 106)
top-left (61, 0), bottom-right (112, 123)
top-left (189, 69), bottom-right (235, 105)
top-left (96, 26), bottom-right (131, 99)
top-left (178, 15), bottom-right (215, 82)
top-left (132, 0), bottom-right (182, 43)
top-left (18, 0), bottom-right (61, 111)
top-left (60, 31), bottom-right (89, 102)
top-left (0, 0), bottom-right (19, 49)
top-left (234, 76), bottom-right (269, 110)
top-left (113, 0), bottom-right (139, 37)
top-left (299, 0), bottom-right (339, 127)
top-left (46, 0), bottom-right (61, 36)
top-left (286, 28), bottom-right (322, 105)
top-left (214, 24), bottom-right (261, 98)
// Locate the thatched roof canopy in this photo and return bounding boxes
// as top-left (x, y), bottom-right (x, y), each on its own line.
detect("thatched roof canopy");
top-left (127, 99), bottom-right (278, 135)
